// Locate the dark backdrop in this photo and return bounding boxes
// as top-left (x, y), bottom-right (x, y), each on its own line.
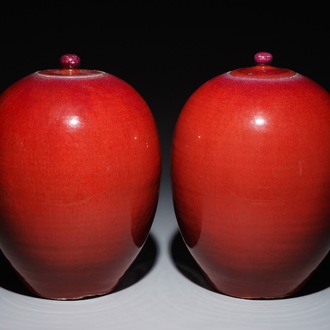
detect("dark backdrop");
top-left (1, 2), bottom-right (328, 179)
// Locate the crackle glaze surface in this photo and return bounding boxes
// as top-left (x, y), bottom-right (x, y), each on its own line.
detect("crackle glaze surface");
top-left (171, 53), bottom-right (330, 299)
top-left (0, 55), bottom-right (161, 300)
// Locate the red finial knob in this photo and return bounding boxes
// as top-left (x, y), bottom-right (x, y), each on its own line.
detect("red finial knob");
top-left (254, 52), bottom-right (273, 65)
top-left (60, 54), bottom-right (81, 69)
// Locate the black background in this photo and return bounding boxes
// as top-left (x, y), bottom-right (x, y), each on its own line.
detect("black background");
top-left (1, 2), bottom-right (329, 174)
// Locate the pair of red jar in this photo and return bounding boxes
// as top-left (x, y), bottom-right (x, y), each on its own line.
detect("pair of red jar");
top-left (0, 53), bottom-right (329, 300)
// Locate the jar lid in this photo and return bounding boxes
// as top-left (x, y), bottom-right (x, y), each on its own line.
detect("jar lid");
top-left (36, 54), bottom-right (106, 78)
top-left (228, 52), bottom-right (297, 79)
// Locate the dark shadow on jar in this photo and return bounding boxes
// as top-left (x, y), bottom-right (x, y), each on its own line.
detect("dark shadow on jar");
top-left (169, 230), bottom-right (215, 292)
top-left (113, 233), bottom-right (159, 293)
top-left (170, 229), bottom-right (330, 298)
top-left (0, 233), bottom-right (159, 299)
top-left (292, 250), bottom-right (330, 298)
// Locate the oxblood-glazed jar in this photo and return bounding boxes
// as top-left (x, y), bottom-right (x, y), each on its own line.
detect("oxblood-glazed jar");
top-left (171, 52), bottom-right (330, 299)
top-left (0, 54), bottom-right (161, 300)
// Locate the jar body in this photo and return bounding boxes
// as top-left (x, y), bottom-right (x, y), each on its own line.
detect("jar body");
top-left (0, 72), bottom-right (161, 299)
top-left (171, 73), bottom-right (330, 298)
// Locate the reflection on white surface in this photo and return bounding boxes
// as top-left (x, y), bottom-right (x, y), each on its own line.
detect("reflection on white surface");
top-left (1, 182), bottom-right (330, 329)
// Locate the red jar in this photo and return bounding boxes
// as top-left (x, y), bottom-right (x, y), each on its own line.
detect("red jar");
top-left (0, 54), bottom-right (161, 300)
top-left (171, 52), bottom-right (330, 299)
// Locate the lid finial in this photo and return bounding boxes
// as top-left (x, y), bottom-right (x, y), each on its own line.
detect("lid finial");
top-left (254, 52), bottom-right (273, 65)
top-left (60, 54), bottom-right (81, 69)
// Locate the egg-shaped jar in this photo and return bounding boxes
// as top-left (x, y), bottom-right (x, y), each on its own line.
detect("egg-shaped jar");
top-left (0, 54), bottom-right (162, 300)
top-left (171, 52), bottom-right (330, 299)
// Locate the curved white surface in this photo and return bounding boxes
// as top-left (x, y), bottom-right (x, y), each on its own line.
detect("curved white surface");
top-left (1, 179), bottom-right (330, 330)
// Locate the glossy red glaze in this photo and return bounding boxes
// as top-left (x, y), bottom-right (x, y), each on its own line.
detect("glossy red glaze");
top-left (171, 53), bottom-right (330, 299)
top-left (0, 56), bottom-right (161, 300)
